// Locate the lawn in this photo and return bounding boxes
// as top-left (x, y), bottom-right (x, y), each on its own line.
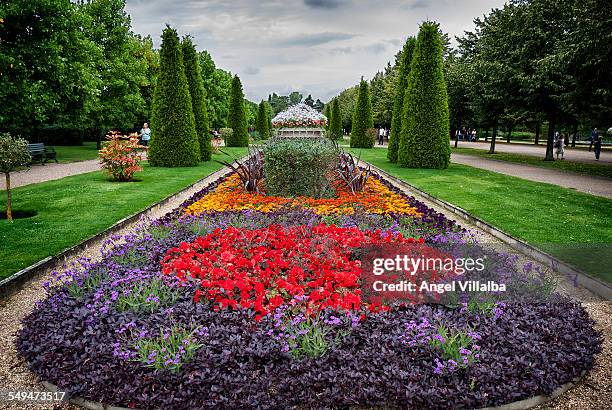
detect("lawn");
top-left (0, 148), bottom-right (247, 279)
top-left (54, 142), bottom-right (101, 163)
top-left (352, 147), bottom-right (612, 283)
top-left (453, 147), bottom-right (612, 179)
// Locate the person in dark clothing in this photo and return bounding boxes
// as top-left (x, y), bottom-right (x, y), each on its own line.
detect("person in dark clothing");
top-left (589, 128), bottom-right (599, 152)
top-left (593, 136), bottom-right (602, 160)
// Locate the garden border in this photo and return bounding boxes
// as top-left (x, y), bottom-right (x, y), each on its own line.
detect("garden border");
top-left (0, 161), bottom-right (240, 300)
top-left (40, 372), bottom-right (585, 410)
top-left (366, 162), bottom-right (612, 300)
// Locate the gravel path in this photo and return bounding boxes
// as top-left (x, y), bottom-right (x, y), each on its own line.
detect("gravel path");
top-left (0, 160), bottom-right (101, 190)
top-left (0, 164), bottom-right (609, 409)
top-left (452, 153), bottom-right (612, 199)
top-left (456, 141), bottom-right (611, 165)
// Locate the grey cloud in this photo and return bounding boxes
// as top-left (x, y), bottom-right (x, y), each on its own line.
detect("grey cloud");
top-left (328, 42), bottom-right (389, 55)
top-left (303, 0), bottom-right (347, 9)
top-left (243, 66), bottom-right (260, 75)
top-left (276, 32), bottom-right (355, 47)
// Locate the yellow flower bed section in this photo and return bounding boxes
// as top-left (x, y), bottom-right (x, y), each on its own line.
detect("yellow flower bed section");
top-left (185, 174), bottom-right (421, 217)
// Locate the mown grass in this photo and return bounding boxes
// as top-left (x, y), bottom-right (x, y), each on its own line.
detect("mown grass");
top-left (0, 148), bottom-right (247, 279)
top-left (54, 142), bottom-right (101, 163)
top-left (452, 147), bottom-right (612, 179)
top-left (352, 147), bottom-right (612, 283)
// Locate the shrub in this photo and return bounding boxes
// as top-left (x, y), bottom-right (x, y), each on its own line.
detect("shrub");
top-left (350, 79), bottom-right (374, 148)
top-left (335, 151), bottom-right (373, 194)
top-left (219, 128), bottom-right (233, 144)
top-left (0, 133), bottom-right (31, 221)
top-left (329, 99), bottom-right (343, 141)
top-left (256, 100), bottom-right (270, 139)
top-left (366, 128), bottom-right (378, 146)
top-left (149, 26), bottom-right (200, 167)
top-left (388, 37), bottom-right (416, 163)
top-left (216, 147), bottom-right (265, 193)
top-left (398, 22), bottom-right (450, 169)
top-left (227, 75), bottom-right (249, 147)
top-left (264, 138), bottom-right (339, 198)
top-left (182, 36), bottom-right (211, 161)
top-left (98, 131), bottom-right (144, 182)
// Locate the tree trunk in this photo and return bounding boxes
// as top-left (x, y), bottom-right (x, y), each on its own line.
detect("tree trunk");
top-left (489, 125), bottom-right (497, 154)
top-left (571, 123), bottom-right (578, 148)
top-left (506, 126), bottom-right (512, 143)
top-left (5, 173), bottom-right (12, 222)
top-left (544, 113), bottom-right (556, 161)
top-left (534, 121), bottom-right (540, 145)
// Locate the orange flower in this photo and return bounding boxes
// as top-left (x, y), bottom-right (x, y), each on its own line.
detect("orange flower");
top-left (185, 174), bottom-right (421, 217)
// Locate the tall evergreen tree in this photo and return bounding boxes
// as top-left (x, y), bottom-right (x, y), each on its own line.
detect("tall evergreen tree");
top-left (265, 102), bottom-right (273, 136)
top-left (398, 22), bottom-right (450, 168)
top-left (330, 99), bottom-right (343, 141)
top-left (350, 78), bottom-right (374, 148)
top-left (255, 100), bottom-right (270, 139)
top-left (227, 75), bottom-right (249, 147)
top-left (324, 104), bottom-right (332, 130)
top-left (388, 37), bottom-right (416, 163)
top-left (149, 26), bottom-right (200, 167)
top-left (182, 36), bottom-right (211, 161)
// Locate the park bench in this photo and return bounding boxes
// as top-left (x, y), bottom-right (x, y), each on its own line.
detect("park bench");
top-left (27, 143), bottom-right (58, 165)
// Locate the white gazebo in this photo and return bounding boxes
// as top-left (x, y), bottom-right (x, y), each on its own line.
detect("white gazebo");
top-left (271, 103), bottom-right (327, 138)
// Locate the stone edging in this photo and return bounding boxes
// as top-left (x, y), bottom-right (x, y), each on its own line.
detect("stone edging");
top-left (367, 162), bottom-right (612, 300)
top-left (41, 373), bottom-right (584, 410)
top-left (0, 163), bottom-right (237, 300)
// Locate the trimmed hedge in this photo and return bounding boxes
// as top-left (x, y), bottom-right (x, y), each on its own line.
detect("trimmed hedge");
top-left (264, 138), bottom-right (339, 198)
top-left (149, 26), bottom-right (200, 167)
top-left (329, 99), bottom-right (343, 141)
top-left (227, 75), bottom-right (249, 147)
top-left (388, 37), bottom-right (416, 163)
top-left (350, 79), bottom-right (374, 148)
top-left (182, 36), bottom-right (211, 161)
top-left (398, 22), bottom-right (450, 169)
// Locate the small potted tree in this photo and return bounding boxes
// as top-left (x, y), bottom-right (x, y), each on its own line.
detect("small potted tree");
top-left (0, 133), bottom-right (31, 222)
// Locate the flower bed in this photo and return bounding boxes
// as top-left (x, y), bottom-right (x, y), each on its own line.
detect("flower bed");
top-left (271, 103), bottom-right (327, 128)
top-left (17, 170), bottom-right (601, 409)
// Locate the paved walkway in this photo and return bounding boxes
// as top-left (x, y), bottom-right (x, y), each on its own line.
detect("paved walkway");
top-left (452, 153), bottom-right (612, 199)
top-left (455, 141), bottom-right (611, 164)
top-left (0, 160), bottom-right (101, 190)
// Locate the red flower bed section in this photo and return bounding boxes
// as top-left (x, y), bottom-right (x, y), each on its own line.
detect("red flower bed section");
top-left (161, 224), bottom-right (424, 320)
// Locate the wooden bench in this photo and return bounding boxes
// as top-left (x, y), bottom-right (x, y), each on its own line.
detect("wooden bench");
top-left (27, 143), bottom-right (58, 165)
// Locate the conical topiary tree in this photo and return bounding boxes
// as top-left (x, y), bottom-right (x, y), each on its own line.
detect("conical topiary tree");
top-left (329, 98), bottom-right (343, 140)
top-left (256, 100), bottom-right (270, 139)
top-left (324, 104), bottom-right (331, 130)
top-left (182, 36), bottom-right (211, 161)
top-left (265, 102), bottom-right (273, 136)
top-left (227, 75), bottom-right (249, 147)
top-left (388, 36), bottom-right (416, 163)
top-left (350, 78), bottom-right (374, 148)
top-left (398, 22), bottom-right (450, 168)
top-left (149, 26), bottom-right (200, 167)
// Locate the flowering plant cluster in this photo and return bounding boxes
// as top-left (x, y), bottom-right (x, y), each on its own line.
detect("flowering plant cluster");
top-left (162, 223), bottom-right (426, 320)
top-left (271, 103), bottom-right (327, 128)
top-left (184, 173), bottom-right (422, 216)
top-left (99, 131), bottom-right (144, 182)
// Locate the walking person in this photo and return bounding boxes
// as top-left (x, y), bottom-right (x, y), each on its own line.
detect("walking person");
top-left (378, 127), bottom-right (384, 145)
top-left (589, 128), bottom-right (598, 152)
top-left (594, 135), bottom-right (602, 161)
top-left (554, 133), bottom-right (564, 160)
top-left (139, 122), bottom-right (151, 147)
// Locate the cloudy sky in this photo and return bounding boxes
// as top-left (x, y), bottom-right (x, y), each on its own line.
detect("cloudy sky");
top-left (125, 0), bottom-right (506, 103)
